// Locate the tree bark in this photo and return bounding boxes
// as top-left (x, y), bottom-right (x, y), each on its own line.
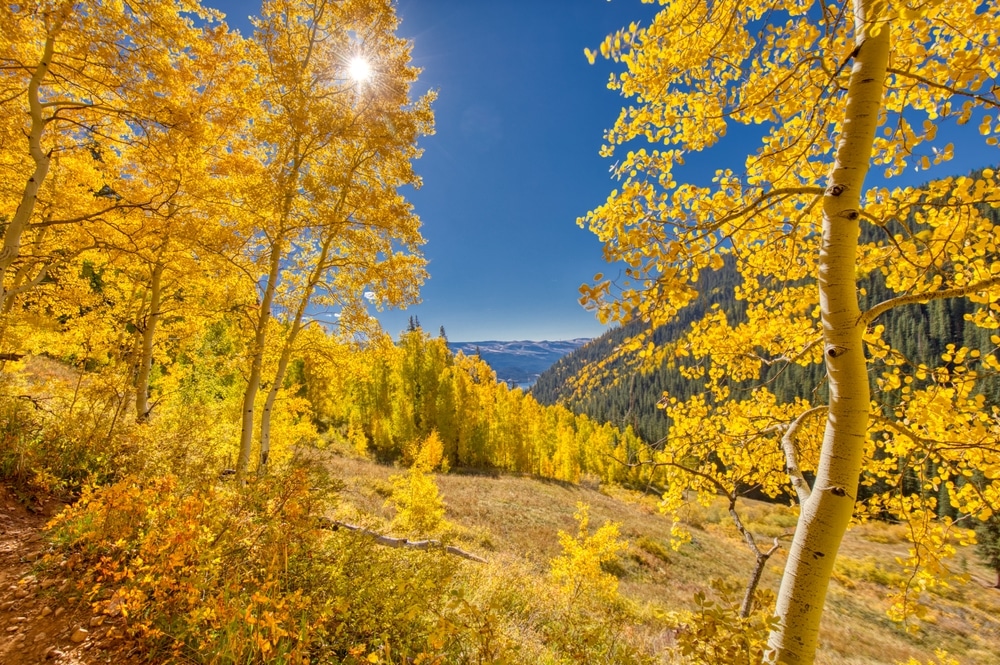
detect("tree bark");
top-left (0, 35), bottom-right (56, 303)
top-left (135, 260), bottom-right (164, 422)
top-left (258, 315), bottom-right (303, 471)
top-left (236, 240), bottom-right (283, 482)
top-left (257, 222), bottom-right (342, 470)
top-left (767, 3), bottom-right (889, 663)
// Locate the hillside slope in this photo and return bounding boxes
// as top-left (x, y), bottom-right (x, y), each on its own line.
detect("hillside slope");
top-left (318, 446), bottom-right (1000, 665)
top-left (533, 191), bottom-right (1000, 444)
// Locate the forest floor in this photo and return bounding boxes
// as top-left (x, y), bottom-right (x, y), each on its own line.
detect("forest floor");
top-left (0, 482), bottom-right (140, 665)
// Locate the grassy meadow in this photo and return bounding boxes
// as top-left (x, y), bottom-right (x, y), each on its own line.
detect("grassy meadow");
top-left (317, 444), bottom-right (1000, 665)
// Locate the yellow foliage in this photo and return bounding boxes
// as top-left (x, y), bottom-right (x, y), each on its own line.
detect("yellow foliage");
top-left (580, 0), bottom-right (1000, 657)
top-left (305, 327), bottom-right (653, 487)
top-left (550, 503), bottom-right (627, 603)
top-left (414, 429), bottom-right (447, 473)
top-left (389, 464), bottom-right (447, 537)
top-left (45, 465), bottom-right (466, 663)
top-left (667, 579), bottom-right (778, 665)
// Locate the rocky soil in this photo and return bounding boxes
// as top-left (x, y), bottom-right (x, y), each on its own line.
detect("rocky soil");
top-left (0, 483), bottom-right (139, 665)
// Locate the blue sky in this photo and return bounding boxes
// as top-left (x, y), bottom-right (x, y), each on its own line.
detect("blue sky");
top-left (207, 1), bottom-right (991, 343)
top-left (209, 0), bottom-right (659, 343)
top-left (378, 1), bottom-right (661, 343)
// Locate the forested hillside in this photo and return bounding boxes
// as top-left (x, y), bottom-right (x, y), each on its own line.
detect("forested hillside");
top-left (536, 188), bottom-right (1000, 444)
top-left (304, 326), bottom-right (653, 485)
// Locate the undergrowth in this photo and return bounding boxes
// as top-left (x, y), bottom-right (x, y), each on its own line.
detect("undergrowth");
top-left (45, 466), bottom-right (464, 663)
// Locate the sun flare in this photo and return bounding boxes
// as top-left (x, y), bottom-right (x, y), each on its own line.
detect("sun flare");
top-left (348, 56), bottom-right (372, 82)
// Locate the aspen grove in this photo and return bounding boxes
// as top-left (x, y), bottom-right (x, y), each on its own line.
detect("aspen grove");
top-left (1, 1), bottom-right (1000, 664)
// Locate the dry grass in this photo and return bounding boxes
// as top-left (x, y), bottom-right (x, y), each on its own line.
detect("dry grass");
top-left (314, 445), bottom-right (1000, 665)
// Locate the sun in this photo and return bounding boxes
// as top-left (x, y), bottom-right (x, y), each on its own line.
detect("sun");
top-left (347, 56), bottom-right (372, 82)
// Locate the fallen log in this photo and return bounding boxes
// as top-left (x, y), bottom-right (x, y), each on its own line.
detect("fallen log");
top-left (320, 518), bottom-right (487, 563)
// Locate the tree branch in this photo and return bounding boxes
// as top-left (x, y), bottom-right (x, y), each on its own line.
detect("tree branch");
top-left (861, 274), bottom-right (1000, 326)
top-left (653, 186), bottom-right (825, 232)
top-left (750, 337), bottom-right (823, 367)
top-left (28, 200), bottom-right (154, 229)
top-left (781, 405), bottom-right (826, 505)
top-left (740, 536), bottom-right (783, 619)
top-left (887, 67), bottom-right (1000, 109)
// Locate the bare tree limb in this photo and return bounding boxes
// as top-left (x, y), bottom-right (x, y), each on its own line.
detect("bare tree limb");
top-left (726, 493), bottom-right (786, 618)
top-left (320, 518), bottom-right (487, 563)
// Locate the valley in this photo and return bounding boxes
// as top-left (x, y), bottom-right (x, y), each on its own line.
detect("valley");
top-left (447, 339), bottom-right (590, 388)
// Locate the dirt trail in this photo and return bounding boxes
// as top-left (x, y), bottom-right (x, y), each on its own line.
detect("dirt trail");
top-left (0, 483), bottom-right (138, 665)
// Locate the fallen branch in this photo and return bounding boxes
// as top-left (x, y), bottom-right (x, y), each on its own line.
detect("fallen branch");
top-left (320, 518), bottom-right (487, 563)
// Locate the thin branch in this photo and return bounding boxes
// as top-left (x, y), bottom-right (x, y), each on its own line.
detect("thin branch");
top-left (724, 490), bottom-right (788, 618)
top-left (644, 187), bottom-right (824, 233)
top-left (29, 200), bottom-right (155, 229)
top-left (887, 67), bottom-right (1000, 108)
top-left (715, 186), bottom-right (824, 225)
top-left (750, 337), bottom-right (823, 367)
top-left (740, 536), bottom-right (783, 618)
top-left (870, 414), bottom-right (999, 456)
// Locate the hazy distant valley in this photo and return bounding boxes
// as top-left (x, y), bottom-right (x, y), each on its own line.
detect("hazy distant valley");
top-left (447, 338), bottom-right (589, 387)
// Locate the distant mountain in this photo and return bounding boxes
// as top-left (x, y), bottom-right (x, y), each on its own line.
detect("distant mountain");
top-left (447, 339), bottom-right (590, 387)
top-left (532, 263), bottom-right (743, 442)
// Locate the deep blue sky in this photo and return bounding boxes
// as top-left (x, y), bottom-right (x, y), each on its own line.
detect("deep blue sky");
top-left (207, 1), bottom-right (990, 343)
top-left (209, 0), bottom-right (659, 342)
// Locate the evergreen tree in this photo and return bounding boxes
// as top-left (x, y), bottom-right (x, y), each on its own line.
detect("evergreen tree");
top-left (975, 514), bottom-right (1000, 589)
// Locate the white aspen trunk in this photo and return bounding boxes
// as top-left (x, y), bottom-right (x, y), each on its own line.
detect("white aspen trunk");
top-left (0, 36), bottom-right (55, 301)
top-left (258, 229), bottom-right (339, 470)
top-left (135, 260), bottom-right (164, 423)
top-left (236, 241), bottom-right (283, 482)
top-left (0, 226), bottom-right (48, 352)
top-left (258, 316), bottom-right (302, 471)
top-left (767, 4), bottom-right (889, 663)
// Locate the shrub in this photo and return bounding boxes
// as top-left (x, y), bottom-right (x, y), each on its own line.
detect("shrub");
top-left (0, 365), bottom-right (135, 497)
top-left (636, 536), bottom-right (672, 563)
top-left (388, 431), bottom-right (450, 536)
top-left (669, 579), bottom-right (778, 665)
top-left (46, 464), bottom-right (461, 663)
top-left (389, 464), bottom-right (447, 536)
top-left (550, 502), bottom-right (627, 603)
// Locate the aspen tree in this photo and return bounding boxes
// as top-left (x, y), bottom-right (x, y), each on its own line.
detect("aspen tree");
top-left (234, 0), bottom-right (431, 480)
top-left (582, 1), bottom-right (1000, 662)
top-left (0, 1), bottom-right (234, 351)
